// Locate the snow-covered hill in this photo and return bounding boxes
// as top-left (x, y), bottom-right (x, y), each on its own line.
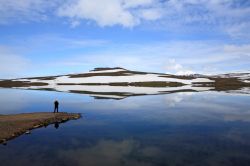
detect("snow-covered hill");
top-left (0, 67), bottom-right (249, 99)
top-left (18, 68), bottom-right (214, 85)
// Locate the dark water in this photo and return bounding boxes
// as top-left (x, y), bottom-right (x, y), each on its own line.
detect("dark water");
top-left (1, 88), bottom-right (250, 166)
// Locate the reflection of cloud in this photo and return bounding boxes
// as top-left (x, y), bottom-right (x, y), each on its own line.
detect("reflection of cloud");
top-left (0, 89), bottom-right (29, 114)
top-left (165, 95), bottom-right (183, 107)
top-left (140, 146), bottom-right (162, 157)
top-left (59, 139), bottom-right (158, 166)
top-left (223, 112), bottom-right (250, 122)
top-left (165, 59), bottom-right (194, 75)
top-left (165, 92), bottom-right (194, 107)
top-left (78, 91), bottom-right (250, 124)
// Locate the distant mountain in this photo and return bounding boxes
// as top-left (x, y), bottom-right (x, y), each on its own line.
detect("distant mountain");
top-left (0, 67), bottom-right (249, 99)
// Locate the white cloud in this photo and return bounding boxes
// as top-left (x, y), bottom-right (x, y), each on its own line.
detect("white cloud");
top-left (139, 8), bottom-right (162, 20)
top-left (224, 44), bottom-right (250, 55)
top-left (51, 41), bottom-right (250, 75)
top-left (56, 0), bottom-right (250, 36)
top-left (56, 0), bottom-right (162, 27)
top-left (165, 59), bottom-right (194, 75)
top-left (70, 20), bottom-right (81, 28)
top-left (0, 0), bottom-right (58, 24)
top-left (122, 0), bottom-right (153, 8)
top-left (0, 46), bottom-right (30, 78)
top-left (162, 0), bottom-right (250, 37)
top-left (1, 37), bottom-right (250, 78)
top-left (57, 0), bottom-right (136, 27)
top-left (0, 0), bottom-right (249, 38)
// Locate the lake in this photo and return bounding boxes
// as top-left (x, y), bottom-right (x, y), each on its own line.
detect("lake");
top-left (1, 88), bottom-right (250, 166)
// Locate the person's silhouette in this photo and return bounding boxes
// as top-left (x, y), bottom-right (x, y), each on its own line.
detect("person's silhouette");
top-left (54, 122), bottom-right (59, 129)
top-left (54, 100), bottom-right (59, 113)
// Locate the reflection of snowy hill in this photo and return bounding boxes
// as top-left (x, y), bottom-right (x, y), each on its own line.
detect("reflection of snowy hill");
top-left (1, 67), bottom-right (250, 99)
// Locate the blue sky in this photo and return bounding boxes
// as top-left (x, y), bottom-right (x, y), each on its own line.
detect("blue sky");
top-left (0, 0), bottom-right (250, 78)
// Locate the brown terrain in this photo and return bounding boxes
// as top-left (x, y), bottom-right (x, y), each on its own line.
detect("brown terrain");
top-left (0, 80), bottom-right (48, 87)
top-left (0, 68), bottom-right (249, 92)
top-left (193, 77), bottom-right (250, 91)
top-left (0, 112), bottom-right (81, 145)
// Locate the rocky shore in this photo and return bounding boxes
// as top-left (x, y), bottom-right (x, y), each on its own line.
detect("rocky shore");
top-left (0, 112), bottom-right (81, 145)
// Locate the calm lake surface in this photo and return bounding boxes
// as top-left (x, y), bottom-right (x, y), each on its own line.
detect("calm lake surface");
top-left (1, 88), bottom-right (250, 166)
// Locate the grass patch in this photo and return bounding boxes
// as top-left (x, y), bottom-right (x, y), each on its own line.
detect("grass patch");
top-left (26, 76), bottom-right (58, 80)
top-left (159, 75), bottom-right (196, 80)
top-left (90, 67), bottom-right (125, 71)
top-left (0, 80), bottom-right (48, 87)
top-left (192, 77), bottom-right (250, 91)
top-left (70, 90), bottom-right (136, 96)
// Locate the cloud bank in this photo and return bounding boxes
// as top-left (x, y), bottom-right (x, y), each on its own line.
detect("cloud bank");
top-left (0, 0), bottom-right (250, 37)
top-left (48, 41), bottom-right (250, 75)
top-left (57, 0), bottom-right (162, 28)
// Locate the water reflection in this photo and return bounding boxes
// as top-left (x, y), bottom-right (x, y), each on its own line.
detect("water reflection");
top-left (59, 140), bottom-right (140, 166)
top-left (0, 89), bottom-right (250, 166)
top-left (0, 88), bottom-right (30, 113)
top-left (54, 122), bottom-right (59, 129)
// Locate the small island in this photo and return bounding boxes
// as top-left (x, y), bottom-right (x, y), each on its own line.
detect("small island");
top-left (0, 112), bottom-right (81, 144)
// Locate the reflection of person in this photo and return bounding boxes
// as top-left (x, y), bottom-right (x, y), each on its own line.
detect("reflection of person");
top-left (54, 122), bottom-right (59, 129)
top-left (54, 100), bottom-right (59, 113)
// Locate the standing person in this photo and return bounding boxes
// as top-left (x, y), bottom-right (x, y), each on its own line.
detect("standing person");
top-left (54, 100), bottom-right (59, 113)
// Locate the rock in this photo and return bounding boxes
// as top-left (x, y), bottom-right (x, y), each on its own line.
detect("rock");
top-left (25, 130), bottom-right (31, 134)
top-left (74, 115), bottom-right (80, 119)
top-left (33, 125), bottom-right (40, 128)
top-left (1, 139), bottom-right (7, 145)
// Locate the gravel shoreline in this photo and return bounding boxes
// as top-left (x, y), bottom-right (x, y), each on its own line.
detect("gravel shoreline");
top-left (0, 112), bottom-right (81, 144)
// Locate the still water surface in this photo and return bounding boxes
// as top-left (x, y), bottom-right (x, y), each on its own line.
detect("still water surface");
top-left (1, 88), bottom-right (250, 166)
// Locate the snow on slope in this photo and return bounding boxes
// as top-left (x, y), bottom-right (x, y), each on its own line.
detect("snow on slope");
top-left (216, 73), bottom-right (250, 79)
top-left (19, 84), bottom-right (213, 100)
top-left (49, 85), bottom-right (212, 93)
top-left (214, 73), bottom-right (250, 84)
top-left (19, 73), bottom-right (214, 85)
top-left (14, 68), bottom-right (216, 98)
top-left (10, 68), bottom-right (250, 98)
top-left (56, 75), bottom-right (213, 84)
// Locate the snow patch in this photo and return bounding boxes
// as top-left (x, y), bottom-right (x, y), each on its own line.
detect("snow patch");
top-left (52, 74), bottom-right (214, 84)
top-left (21, 84), bottom-right (213, 95)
